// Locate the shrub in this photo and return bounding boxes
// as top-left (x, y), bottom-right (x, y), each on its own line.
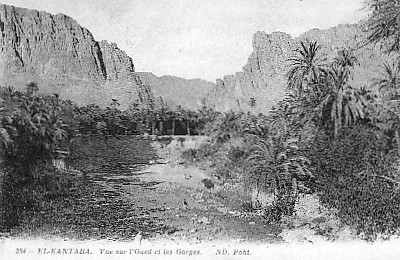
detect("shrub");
top-left (263, 192), bottom-right (297, 224)
top-left (307, 125), bottom-right (400, 240)
top-left (181, 142), bottom-right (219, 163)
top-left (0, 87), bottom-right (69, 230)
top-left (243, 134), bottom-right (313, 221)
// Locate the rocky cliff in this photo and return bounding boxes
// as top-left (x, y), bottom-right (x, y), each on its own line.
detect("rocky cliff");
top-left (205, 24), bottom-right (386, 113)
top-left (205, 31), bottom-right (295, 113)
top-left (0, 4), bottom-right (149, 109)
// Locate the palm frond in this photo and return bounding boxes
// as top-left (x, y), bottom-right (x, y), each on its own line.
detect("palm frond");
top-left (364, 0), bottom-right (400, 53)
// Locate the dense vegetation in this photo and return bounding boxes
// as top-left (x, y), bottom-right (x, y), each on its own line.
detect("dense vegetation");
top-left (2, 0), bottom-right (400, 241)
top-left (0, 83), bottom-right (219, 230)
top-left (183, 0), bottom-right (400, 240)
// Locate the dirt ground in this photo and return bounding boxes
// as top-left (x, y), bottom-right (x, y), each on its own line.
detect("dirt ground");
top-left (101, 163), bottom-right (282, 244)
top-left (4, 135), bottom-right (373, 244)
top-left (2, 135), bottom-right (282, 244)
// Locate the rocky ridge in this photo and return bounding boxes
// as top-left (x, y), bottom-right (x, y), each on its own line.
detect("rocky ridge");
top-left (205, 31), bottom-right (295, 113)
top-left (0, 4), bottom-right (149, 109)
top-left (205, 24), bottom-right (386, 113)
top-left (137, 72), bottom-right (216, 110)
top-left (0, 4), bottom-right (218, 111)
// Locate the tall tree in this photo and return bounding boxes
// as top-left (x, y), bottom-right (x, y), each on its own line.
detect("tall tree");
top-left (317, 49), bottom-right (367, 138)
top-left (286, 41), bottom-right (325, 96)
top-left (372, 59), bottom-right (400, 156)
top-left (110, 99), bottom-right (120, 110)
top-left (249, 97), bottom-right (257, 109)
top-left (374, 60), bottom-right (400, 100)
top-left (364, 0), bottom-right (400, 53)
top-left (26, 82), bottom-right (39, 96)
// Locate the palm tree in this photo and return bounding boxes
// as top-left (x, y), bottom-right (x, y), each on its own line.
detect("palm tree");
top-left (269, 92), bottom-right (302, 138)
top-left (364, 0), bottom-right (400, 53)
top-left (156, 97), bottom-right (168, 135)
top-left (183, 110), bottom-right (192, 136)
top-left (316, 49), bottom-right (367, 138)
top-left (249, 97), bottom-right (257, 109)
top-left (373, 103), bottom-right (400, 157)
top-left (0, 86), bottom-right (15, 99)
top-left (244, 135), bottom-right (313, 204)
top-left (164, 109), bottom-right (176, 135)
top-left (176, 105), bottom-right (186, 135)
top-left (373, 60), bottom-right (400, 100)
top-left (286, 40), bottom-right (325, 96)
top-left (158, 108), bottom-right (167, 136)
top-left (208, 110), bottom-right (242, 143)
top-left (26, 82), bottom-right (39, 96)
top-left (149, 111), bottom-right (157, 136)
top-left (334, 48), bottom-right (359, 68)
top-left (110, 99), bottom-right (120, 110)
top-left (127, 101), bottom-right (146, 134)
top-left (372, 59), bottom-right (400, 156)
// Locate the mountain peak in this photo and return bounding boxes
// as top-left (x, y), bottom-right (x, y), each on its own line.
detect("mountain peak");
top-left (252, 31), bottom-right (293, 50)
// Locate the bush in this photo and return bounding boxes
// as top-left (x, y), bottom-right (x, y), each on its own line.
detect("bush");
top-left (181, 139), bottom-right (250, 180)
top-left (181, 142), bottom-right (220, 163)
top-left (0, 163), bottom-right (83, 230)
top-left (263, 192), bottom-right (297, 223)
top-left (0, 87), bottom-right (70, 230)
top-left (0, 170), bottom-right (37, 229)
top-left (307, 125), bottom-right (400, 240)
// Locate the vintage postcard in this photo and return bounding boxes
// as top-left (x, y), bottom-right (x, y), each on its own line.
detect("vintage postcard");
top-left (1, 0), bottom-right (400, 259)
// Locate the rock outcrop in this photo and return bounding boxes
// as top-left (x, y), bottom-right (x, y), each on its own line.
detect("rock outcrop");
top-left (98, 40), bottom-right (136, 81)
top-left (205, 24), bottom-right (386, 113)
top-left (205, 31), bottom-right (295, 113)
top-left (0, 4), bottom-right (105, 81)
top-left (0, 4), bottom-right (150, 109)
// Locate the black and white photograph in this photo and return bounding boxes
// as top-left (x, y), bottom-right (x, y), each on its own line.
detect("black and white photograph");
top-left (1, 1), bottom-right (400, 259)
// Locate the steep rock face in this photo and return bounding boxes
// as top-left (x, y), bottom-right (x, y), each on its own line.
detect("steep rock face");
top-left (0, 4), bottom-right (150, 109)
top-left (98, 40), bottom-right (135, 81)
top-left (137, 72), bottom-right (216, 110)
top-left (205, 24), bottom-right (386, 113)
top-left (205, 31), bottom-right (295, 113)
top-left (0, 4), bottom-right (105, 81)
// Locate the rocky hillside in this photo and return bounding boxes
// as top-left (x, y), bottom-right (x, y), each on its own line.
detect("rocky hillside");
top-left (205, 24), bottom-right (387, 113)
top-left (205, 31), bottom-right (295, 113)
top-left (0, 4), bottom-right (153, 109)
top-left (137, 72), bottom-right (215, 110)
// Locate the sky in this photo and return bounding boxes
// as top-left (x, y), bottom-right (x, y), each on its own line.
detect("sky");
top-left (2, 0), bottom-right (368, 81)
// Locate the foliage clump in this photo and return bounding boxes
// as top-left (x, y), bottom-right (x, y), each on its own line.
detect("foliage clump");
top-left (0, 83), bottom-right (221, 231)
top-left (0, 85), bottom-right (70, 229)
top-left (307, 126), bottom-right (400, 240)
top-left (198, 4), bottom-right (400, 239)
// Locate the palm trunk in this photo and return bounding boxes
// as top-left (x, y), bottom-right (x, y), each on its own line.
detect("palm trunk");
top-left (396, 130), bottom-right (400, 158)
top-left (160, 121), bottom-right (163, 136)
top-left (172, 120), bottom-right (175, 136)
top-left (292, 178), bottom-right (298, 198)
top-left (146, 118), bottom-right (149, 133)
top-left (186, 121), bottom-right (190, 136)
top-left (151, 121), bottom-right (155, 135)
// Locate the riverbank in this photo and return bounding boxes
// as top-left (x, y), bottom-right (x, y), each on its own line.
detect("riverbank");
top-left (1, 135), bottom-right (281, 243)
